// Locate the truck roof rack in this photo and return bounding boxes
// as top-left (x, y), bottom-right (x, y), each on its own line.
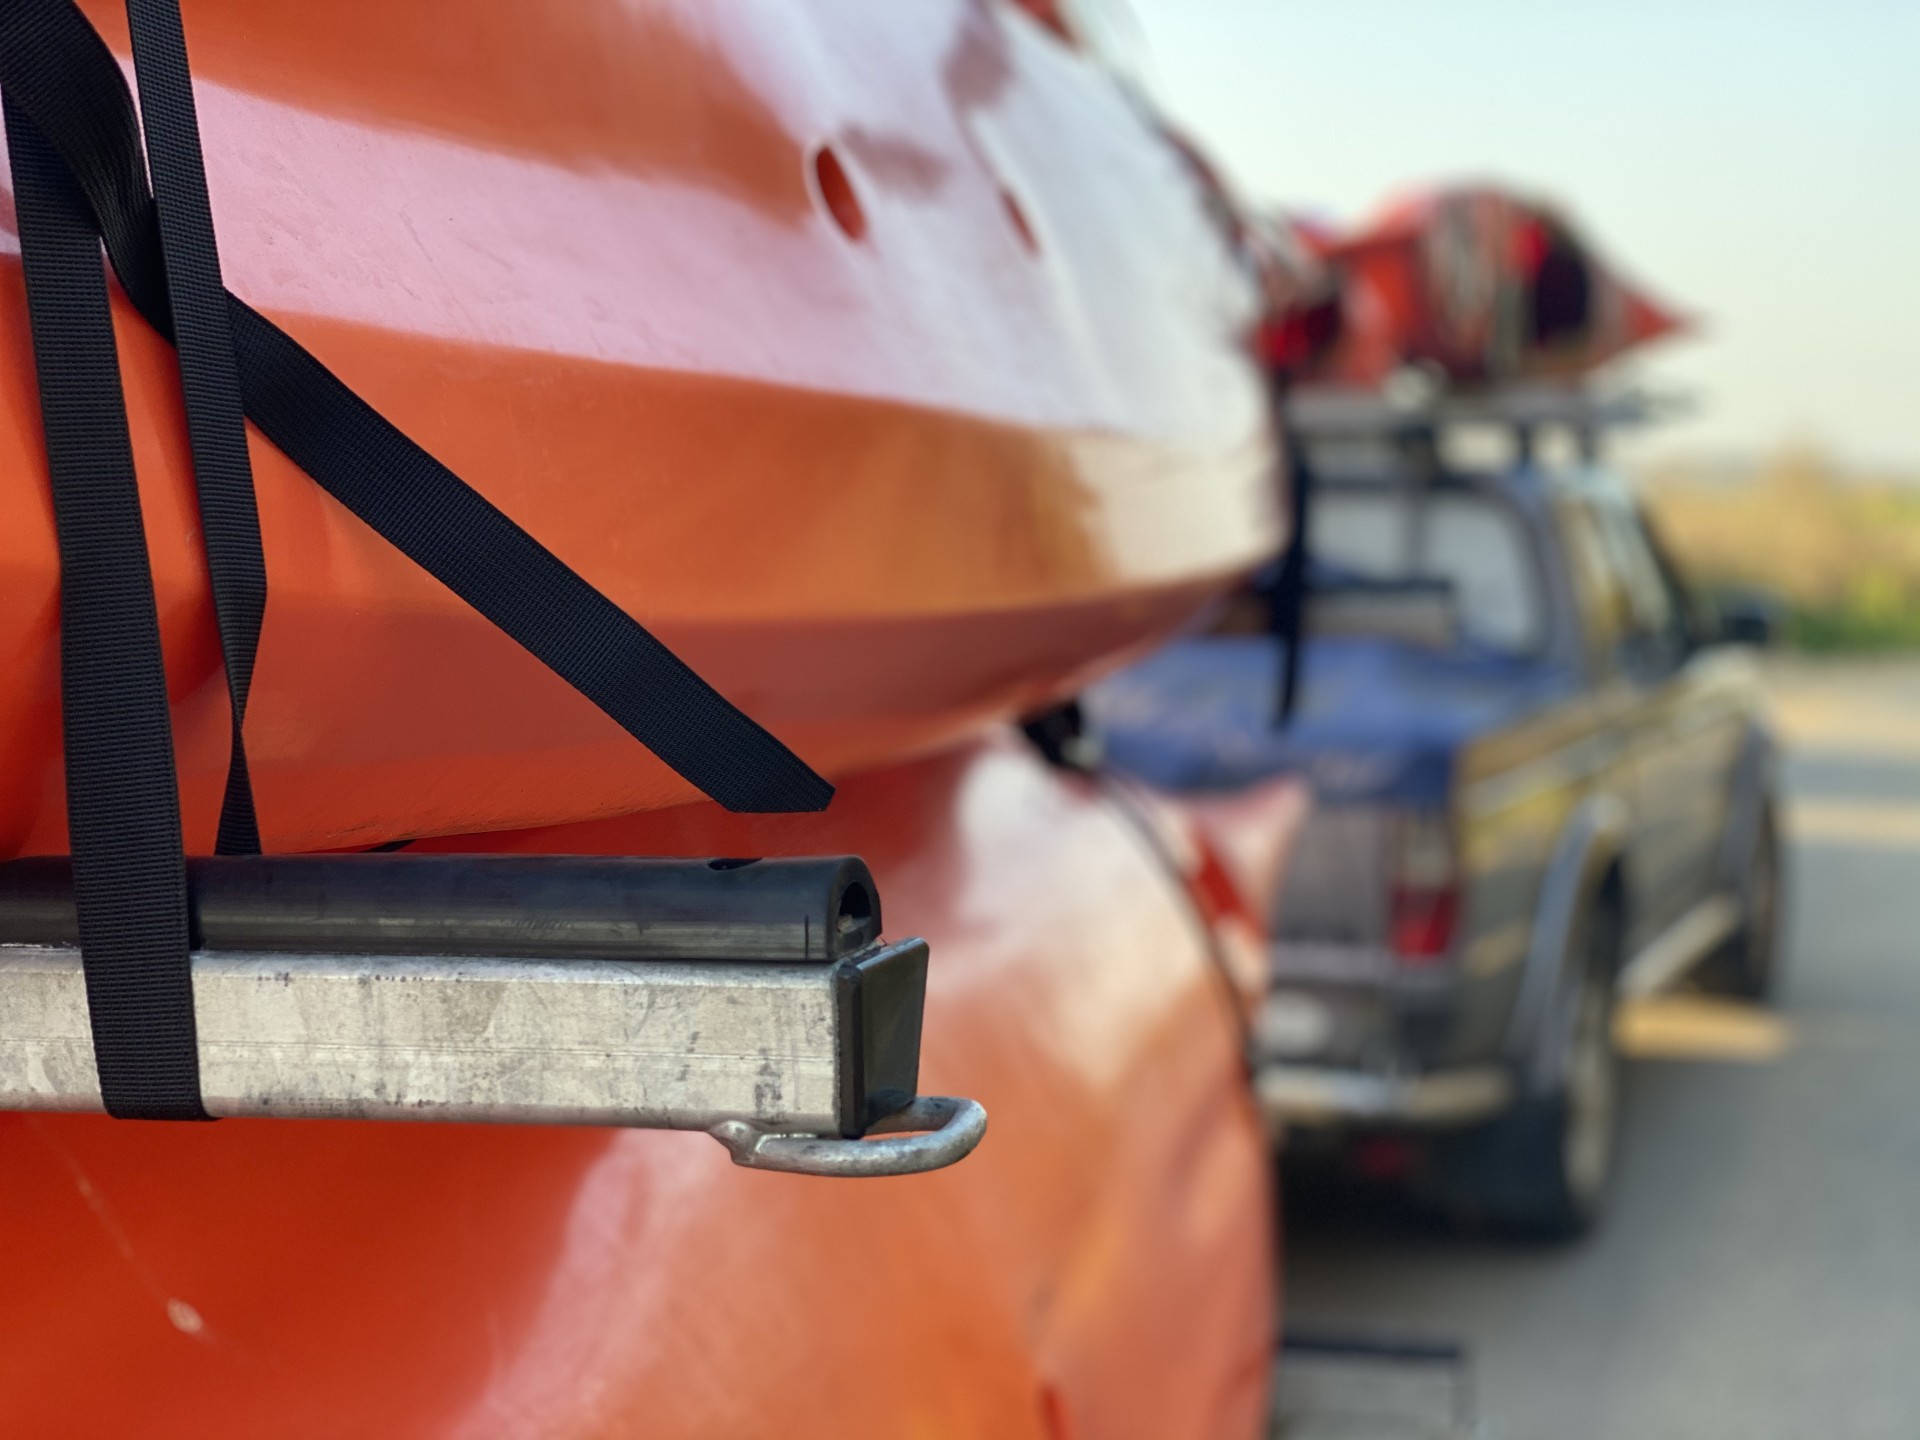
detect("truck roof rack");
top-left (1285, 381), bottom-right (1684, 444)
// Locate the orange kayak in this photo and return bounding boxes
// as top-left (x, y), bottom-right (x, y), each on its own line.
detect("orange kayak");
top-left (0, 0), bottom-right (1278, 856)
top-left (1263, 185), bottom-right (1685, 389)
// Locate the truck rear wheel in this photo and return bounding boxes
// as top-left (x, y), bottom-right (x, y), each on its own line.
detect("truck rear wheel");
top-left (1701, 802), bottom-right (1782, 1002)
top-left (1439, 898), bottom-right (1621, 1240)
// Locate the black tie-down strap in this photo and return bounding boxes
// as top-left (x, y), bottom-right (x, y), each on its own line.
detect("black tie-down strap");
top-left (4, 98), bottom-right (202, 1118)
top-left (1268, 386), bottom-right (1312, 726)
top-left (124, 0), bottom-right (264, 856)
top-left (0, 0), bottom-right (833, 1118)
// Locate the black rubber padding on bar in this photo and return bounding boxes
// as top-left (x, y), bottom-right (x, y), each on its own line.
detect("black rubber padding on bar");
top-left (3, 99), bottom-right (204, 1119)
top-left (0, 854), bottom-right (883, 963)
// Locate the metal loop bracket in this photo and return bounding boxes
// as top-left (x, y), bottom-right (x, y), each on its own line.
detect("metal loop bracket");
top-left (709, 1095), bottom-right (987, 1178)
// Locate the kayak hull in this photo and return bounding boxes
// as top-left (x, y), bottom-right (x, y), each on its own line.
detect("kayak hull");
top-left (0, 0), bottom-right (1277, 850)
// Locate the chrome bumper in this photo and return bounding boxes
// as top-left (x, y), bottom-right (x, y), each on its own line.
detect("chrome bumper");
top-left (1256, 1063), bottom-right (1513, 1128)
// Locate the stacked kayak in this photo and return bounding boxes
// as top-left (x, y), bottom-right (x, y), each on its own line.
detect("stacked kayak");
top-left (1256, 185), bottom-right (1684, 389)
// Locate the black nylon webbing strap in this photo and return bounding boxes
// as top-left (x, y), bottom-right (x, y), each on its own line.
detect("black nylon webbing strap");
top-left (0, 0), bottom-right (833, 815)
top-left (125, 0), bottom-right (265, 856)
top-left (1269, 397), bottom-right (1312, 726)
top-left (221, 295), bottom-right (829, 814)
top-left (3, 98), bottom-right (204, 1119)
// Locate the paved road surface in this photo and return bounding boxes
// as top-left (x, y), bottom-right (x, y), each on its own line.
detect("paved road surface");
top-left (1279, 661), bottom-right (1920, 1440)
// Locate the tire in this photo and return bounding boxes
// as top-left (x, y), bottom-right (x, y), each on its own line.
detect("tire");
top-left (1701, 802), bottom-right (1783, 1002)
top-left (1439, 897), bottom-right (1622, 1241)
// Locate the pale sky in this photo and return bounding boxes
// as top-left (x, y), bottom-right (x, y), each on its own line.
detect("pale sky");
top-left (1127, 0), bottom-right (1920, 473)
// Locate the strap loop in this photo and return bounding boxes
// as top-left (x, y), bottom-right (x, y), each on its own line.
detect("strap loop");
top-left (126, 0), bottom-right (266, 856)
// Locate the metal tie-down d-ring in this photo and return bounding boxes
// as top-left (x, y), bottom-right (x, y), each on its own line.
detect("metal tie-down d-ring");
top-left (710, 1095), bottom-right (988, 1177)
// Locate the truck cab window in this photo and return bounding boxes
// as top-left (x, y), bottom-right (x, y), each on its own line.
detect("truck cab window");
top-left (1558, 495), bottom-right (1687, 679)
top-left (1310, 485), bottom-right (1546, 657)
top-left (1598, 502), bottom-right (1691, 675)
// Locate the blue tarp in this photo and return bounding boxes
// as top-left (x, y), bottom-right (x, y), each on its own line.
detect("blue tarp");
top-left (1088, 635), bottom-right (1578, 806)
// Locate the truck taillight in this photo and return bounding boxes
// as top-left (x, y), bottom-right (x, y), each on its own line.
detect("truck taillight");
top-left (1387, 810), bottom-right (1460, 963)
top-left (1390, 883), bottom-right (1460, 960)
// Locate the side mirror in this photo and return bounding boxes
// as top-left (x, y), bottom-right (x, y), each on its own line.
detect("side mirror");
top-left (1714, 588), bottom-right (1784, 648)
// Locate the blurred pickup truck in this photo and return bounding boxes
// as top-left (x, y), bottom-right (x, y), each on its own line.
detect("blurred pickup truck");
top-left (1088, 412), bottom-right (1782, 1237)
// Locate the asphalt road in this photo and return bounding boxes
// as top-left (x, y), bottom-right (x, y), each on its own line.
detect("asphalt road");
top-left (1278, 660), bottom-right (1920, 1440)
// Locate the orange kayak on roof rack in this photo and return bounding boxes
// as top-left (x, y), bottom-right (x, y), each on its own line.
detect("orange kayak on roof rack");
top-left (0, 0), bottom-right (1278, 856)
top-left (1256, 184), bottom-right (1685, 390)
